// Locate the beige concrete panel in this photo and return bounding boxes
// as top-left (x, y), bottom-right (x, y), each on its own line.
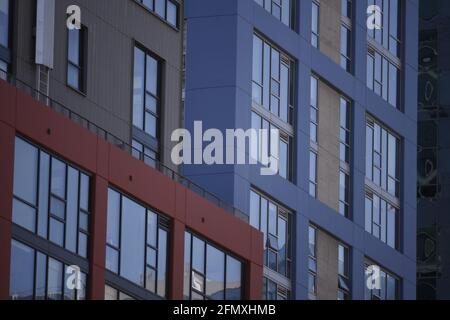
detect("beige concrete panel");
top-left (316, 229), bottom-right (339, 300)
top-left (319, 0), bottom-right (341, 64)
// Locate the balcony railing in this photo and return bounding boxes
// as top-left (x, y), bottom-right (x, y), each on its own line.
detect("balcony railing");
top-left (0, 70), bottom-right (249, 224)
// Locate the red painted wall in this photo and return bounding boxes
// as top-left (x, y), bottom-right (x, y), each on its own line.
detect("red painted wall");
top-left (0, 80), bottom-right (263, 300)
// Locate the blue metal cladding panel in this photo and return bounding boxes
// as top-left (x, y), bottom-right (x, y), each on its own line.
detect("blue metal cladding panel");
top-left (184, 0), bottom-right (418, 299)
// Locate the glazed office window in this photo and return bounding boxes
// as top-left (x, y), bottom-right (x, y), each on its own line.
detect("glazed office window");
top-left (309, 151), bottom-right (318, 198)
top-left (337, 244), bottom-right (350, 300)
top-left (254, 0), bottom-right (293, 28)
top-left (340, 0), bottom-right (352, 71)
top-left (251, 112), bottom-right (292, 181)
top-left (131, 139), bottom-right (157, 168)
top-left (104, 285), bottom-right (136, 300)
top-left (136, 0), bottom-right (178, 27)
top-left (365, 192), bottom-right (398, 249)
top-left (366, 118), bottom-right (400, 197)
top-left (339, 97), bottom-right (351, 217)
top-left (132, 46), bottom-right (161, 159)
top-left (367, 49), bottom-right (399, 108)
top-left (67, 26), bottom-right (87, 92)
top-left (250, 190), bottom-right (292, 279)
top-left (263, 277), bottom-right (290, 300)
top-left (311, 1), bottom-right (319, 48)
top-left (183, 232), bottom-right (243, 300)
top-left (10, 240), bottom-right (87, 300)
top-left (310, 76), bottom-right (318, 143)
top-left (252, 35), bottom-right (295, 125)
top-left (12, 137), bottom-right (90, 258)
top-left (364, 263), bottom-right (399, 300)
top-left (367, 0), bottom-right (401, 57)
top-left (106, 188), bottom-right (169, 298)
top-left (0, 0), bottom-right (9, 76)
top-left (308, 226), bottom-right (317, 300)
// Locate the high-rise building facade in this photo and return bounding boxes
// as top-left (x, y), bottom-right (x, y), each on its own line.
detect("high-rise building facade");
top-left (0, 0), bottom-right (263, 300)
top-left (417, 0), bottom-right (450, 300)
top-left (184, 0), bottom-right (418, 299)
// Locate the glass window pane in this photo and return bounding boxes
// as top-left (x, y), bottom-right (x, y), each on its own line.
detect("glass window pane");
top-left (120, 196), bottom-right (146, 286)
top-left (79, 173), bottom-right (90, 211)
top-left (10, 240), bottom-right (35, 300)
top-left (146, 55), bottom-right (158, 96)
top-left (167, 0), bottom-right (177, 26)
top-left (192, 236), bottom-right (205, 273)
top-left (14, 138), bottom-right (39, 205)
top-left (106, 246), bottom-right (119, 273)
top-left (35, 252), bottom-right (47, 300)
top-left (133, 47), bottom-right (145, 129)
top-left (280, 64), bottom-right (289, 122)
top-left (66, 168), bottom-right (79, 253)
top-left (205, 245), bottom-right (225, 300)
top-left (279, 139), bottom-right (288, 179)
top-left (0, 0), bottom-right (9, 47)
top-left (253, 35), bottom-right (263, 85)
top-left (183, 232), bottom-right (191, 300)
top-left (38, 152), bottom-right (50, 238)
top-left (105, 285), bottom-right (118, 300)
top-left (49, 218), bottom-right (65, 246)
top-left (12, 199), bottom-right (36, 232)
top-left (78, 232), bottom-right (88, 258)
top-left (145, 112), bottom-right (157, 137)
top-left (388, 64), bottom-right (398, 107)
top-left (155, 0), bottom-right (166, 18)
top-left (157, 228), bottom-right (168, 297)
top-left (67, 64), bottom-right (80, 89)
top-left (145, 267), bottom-right (156, 293)
top-left (47, 258), bottom-right (63, 300)
top-left (367, 54), bottom-right (374, 90)
top-left (51, 159), bottom-right (66, 198)
top-left (50, 197), bottom-right (65, 220)
top-left (225, 256), bottom-right (242, 300)
top-left (68, 29), bottom-right (80, 64)
top-left (107, 189), bottom-right (120, 247)
top-left (147, 211), bottom-right (158, 247)
top-left (250, 191), bottom-right (260, 229)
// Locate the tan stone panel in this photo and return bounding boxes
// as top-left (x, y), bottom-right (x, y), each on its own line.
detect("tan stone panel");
top-left (316, 229), bottom-right (339, 300)
top-left (319, 0), bottom-right (341, 64)
top-left (317, 80), bottom-right (340, 211)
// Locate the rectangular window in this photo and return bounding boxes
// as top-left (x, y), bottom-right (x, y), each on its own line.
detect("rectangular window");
top-left (106, 188), bottom-right (169, 298)
top-left (132, 46), bottom-right (161, 161)
top-left (137, 0), bottom-right (179, 27)
top-left (251, 112), bottom-right (292, 180)
top-left (67, 26), bottom-right (87, 92)
top-left (254, 0), bottom-right (293, 28)
top-left (308, 226), bottom-right (317, 300)
top-left (104, 285), bottom-right (136, 300)
top-left (250, 190), bottom-right (292, 280)
top-left (12, 137), bottom-right (91, 258)
top-left (10, 240), bottom-right (87, 300)
top-left (367, 0), bottom-right (400, 57)
top-left (365, 262), bottom-right (400, 300)
top-left (0, 0), bottom-right (10, 77)
top-left (340, 0), bottom-right (352, 72)
top-left (311, 1), bottom-right (319, 48)
top-left (339, 97), bottom-right (351, 217)
top-left (310, 76), bottom-right (318, 143)
top-left (184, 231), bottom-right (243, 300)
top-left (365, 192), bottom-right (398, 249)
top-left (263, 277), bottom-right (290, 300)
top-left (337, 244), bottom-right (351, 300)
top-left (366, 118), bottom-right (400, 197)
top-left (366, 49), bottom-right (399, 108)
top-left (252, 34), bottom-right (294, 125)
top-left (309, 151), bottom-right (317, 198)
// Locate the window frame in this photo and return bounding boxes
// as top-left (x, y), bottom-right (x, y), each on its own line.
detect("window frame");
top-left (66, 25), bottom-right (87, 94)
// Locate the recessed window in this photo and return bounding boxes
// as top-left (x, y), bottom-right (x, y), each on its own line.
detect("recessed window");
top-left (67, 26), bottom-right (87, 93)
top-left (132, 46), bottom-right (161, 162)
top-left (250, 190), bottom-right (292, 280)
top-left (106, 188), bottom-right (169, 298)
top-left (10, 240), bottom-right (87, 300)
top-left (254, 0), bottom-right (294, 28)
top-left (183, 231), bottom-right (243, 300)
top-left (308, 226), bottom-right (317, 300)
top-left (365, 262), bottom-right (400, 300)
top-left (136, 0), bottom-right (179, 27)
top-left (12, 137), bottom-right (91, 258)
top-left (311, 1), bottom-right (319, 48)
